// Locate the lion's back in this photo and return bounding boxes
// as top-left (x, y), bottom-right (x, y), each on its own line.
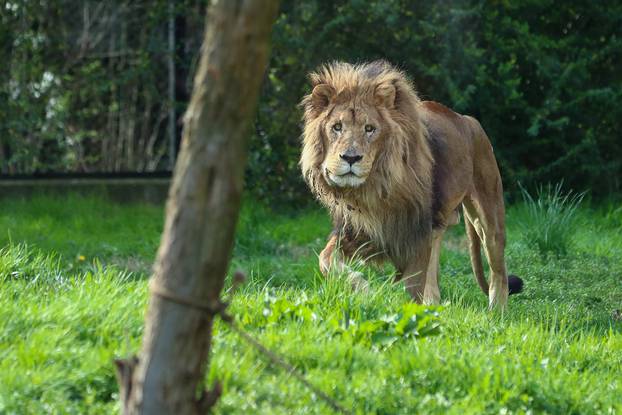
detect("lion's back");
top-left (418, 101), bottom-right (478, 226)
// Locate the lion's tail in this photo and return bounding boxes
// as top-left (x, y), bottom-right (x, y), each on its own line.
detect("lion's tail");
top-left (464, 213), bottom-right (524, 296)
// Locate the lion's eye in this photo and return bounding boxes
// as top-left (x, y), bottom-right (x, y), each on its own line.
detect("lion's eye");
top-left (332, 123), bottom-right (342, 132)
top-left (365, 124), bottom-right (375, 133)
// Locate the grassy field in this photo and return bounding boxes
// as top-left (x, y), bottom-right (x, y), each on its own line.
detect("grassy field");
top-left (0, 193), bottom-right (621, 414)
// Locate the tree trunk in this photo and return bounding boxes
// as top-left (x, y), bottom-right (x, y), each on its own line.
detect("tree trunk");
top-left (167, 0), bottom-right (176, 170)
top-left (173, 10), bottom-right (190, 162)
top-left (116, 0), bottom-right (279, 413)
top-left (0, 144), bottom-right (6, 174)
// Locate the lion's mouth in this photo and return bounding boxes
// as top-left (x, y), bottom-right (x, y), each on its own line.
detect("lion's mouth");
top-left (340, 172), bottom-right (358, 178)
top-left (325, 167), bottom-right (359, 178)
top-left (325, 168), bottom-right (366, 187)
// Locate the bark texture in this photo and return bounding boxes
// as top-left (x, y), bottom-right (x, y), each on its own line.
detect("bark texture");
top-left (117, 1), bottom-right (279, 413)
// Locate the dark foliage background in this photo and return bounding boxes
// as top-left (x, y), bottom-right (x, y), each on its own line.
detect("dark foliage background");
top-left (2, 1), bottom-right (621, 203)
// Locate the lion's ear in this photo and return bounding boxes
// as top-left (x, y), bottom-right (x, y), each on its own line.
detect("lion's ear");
top-left (374, 82), bottom-right (396, 109)
top-left (310, 83), bottom-right (335, 112)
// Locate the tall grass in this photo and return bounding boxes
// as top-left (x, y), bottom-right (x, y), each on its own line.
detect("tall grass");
top-left (518, 182), bottom-right (585, 257)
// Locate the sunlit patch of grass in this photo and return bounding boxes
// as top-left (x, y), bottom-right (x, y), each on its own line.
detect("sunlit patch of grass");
top-left (0, 194), bottom-right (164, 276)
top-left (0, 244), bottom-right (146, 414)
top-left (0, 243), bottom-right (65, 286)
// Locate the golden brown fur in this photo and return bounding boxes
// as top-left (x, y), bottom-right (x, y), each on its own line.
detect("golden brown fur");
top-left (300, 60), bottom-right (522, 308)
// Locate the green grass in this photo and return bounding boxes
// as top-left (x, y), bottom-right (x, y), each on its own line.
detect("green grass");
top-left (0, 194), bottom-right (621, 414)
top-left (517, 183), bottom-right (585, 257)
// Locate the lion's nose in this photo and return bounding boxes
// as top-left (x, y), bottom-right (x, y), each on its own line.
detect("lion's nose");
top-left (340, 153), bottom-right (363, 166)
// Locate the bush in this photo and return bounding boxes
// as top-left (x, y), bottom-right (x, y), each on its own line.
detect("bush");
top-left (249, 0), bottom-right (622, 203)
top-left (2, 1), bottom-right (621, 203)
top-left (518, 182), bottom-right (584, 257)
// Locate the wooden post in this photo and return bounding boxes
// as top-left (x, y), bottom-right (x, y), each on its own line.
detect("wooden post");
top-left (116, 0), bottom-right (280, 413)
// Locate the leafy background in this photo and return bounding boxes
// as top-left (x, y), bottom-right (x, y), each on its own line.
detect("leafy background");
top-left (1, 0), bottom-right (621, 202)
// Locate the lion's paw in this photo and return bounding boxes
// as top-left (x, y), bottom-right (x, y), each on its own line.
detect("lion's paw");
top-left (347, 271), bottom-right (369, 293)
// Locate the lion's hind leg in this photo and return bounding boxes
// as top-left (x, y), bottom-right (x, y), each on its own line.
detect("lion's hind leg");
top-left (462, 182), bottom-right (509, 309)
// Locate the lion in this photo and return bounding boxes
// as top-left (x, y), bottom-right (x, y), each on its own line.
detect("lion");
top-left (299, 60), bottom-right (523, 309)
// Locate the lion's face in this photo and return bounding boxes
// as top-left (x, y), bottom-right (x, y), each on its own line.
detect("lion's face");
top-left (300, 61), bottom-right (417, 197)
top-left (321, 102), bottom-right (385, 188)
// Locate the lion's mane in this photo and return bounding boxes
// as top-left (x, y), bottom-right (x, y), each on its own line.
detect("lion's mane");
top-left (300, 61), bottom-right (434, 267)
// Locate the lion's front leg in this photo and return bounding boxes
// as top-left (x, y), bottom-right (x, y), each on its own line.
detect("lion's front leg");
top-left (398, 238), bottom-right (433, 304)
top-left (422, 212), bottom-right (460, 305)
top-left (319, 233), bottom-right (339, 275)
top-left (422, 230), bottom-right (445, 305)
top-left (319, 232), bottom-right (370, 292)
